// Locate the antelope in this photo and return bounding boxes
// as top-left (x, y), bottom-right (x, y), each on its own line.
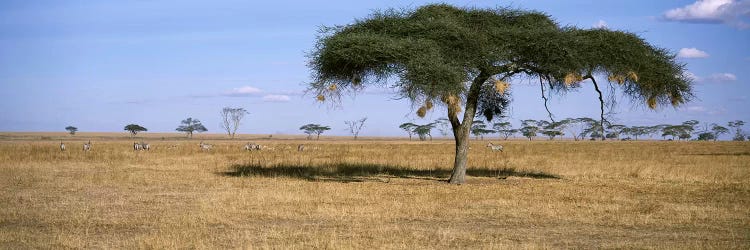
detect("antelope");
top-left (297, 144), bottom-right (305, 152)
top-left (486, 142), bottom-right (503, 152)
top-left (83, 141), bottom-right (92, 152)
top-left (60, 141), bottom-right (66, 151)
top-left (199, 141), bottom-right (213, 151)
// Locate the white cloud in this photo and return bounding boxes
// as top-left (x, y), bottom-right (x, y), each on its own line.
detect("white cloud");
top-left (706, 73), bottom-right (738, 82)
top-left (262, 94), bottom-right (291, 102)
top-left (593, 20), bottom-right (608, 29)
top-left (677, 48), bottom-right (710, 58)
top-left (685, 72), bottom-right (737, 83)
top-left (687, 106), bottom-right (707, 112)
top-left (223, 86), bottom-right (262, 97)
top-left (663, 0), bottom-right (750, 29)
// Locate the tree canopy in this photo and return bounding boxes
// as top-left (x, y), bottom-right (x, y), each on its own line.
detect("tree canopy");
top-left (308, 4), bottom-right (693, 184)
top-left (124, 124), bottom-right (147, 137)
top-left (176, 118), bottom-right (207, 138)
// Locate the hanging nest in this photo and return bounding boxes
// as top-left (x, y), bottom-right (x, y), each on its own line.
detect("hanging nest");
top-left (328, 84), bottom-right (337, 91)
top-left (316, 94), bottom-right (326, 102)
top-left (608, 74), bottom-right (626, 84)
top-left (494, 80), bottom-right (509, 94)
top-left (627, 71), bottom-right (639, 82)
top-left (647, 96), bottom-right (657, 109)
top-left (417, 106), bottom-right (427, 118)
top-left (564, 73), bottom-right (583, 85)
top-left (441, 94), bottom-right (462, 114)
top-left (424, 99), bottom-right (433, 110)
top-left (670, 94), bottom-right (682, 106)
top-left (352, 74), bottom-right (362, 86)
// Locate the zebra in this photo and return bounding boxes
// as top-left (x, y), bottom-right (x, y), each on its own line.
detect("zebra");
top-left (135, 142), bottom-right (149, 151)
top-left (199, 141), bottom-right (213, 151)
top-left (486, 142), bottom-right (503, 152)
top-left (60, 141), bottom-right (66, 151)
top-left (243, 142), bottom-right (261, 151)
top-left (297, 144), bottom-right (305, 152)
top-left (83, 140), bottom-right (92, 152)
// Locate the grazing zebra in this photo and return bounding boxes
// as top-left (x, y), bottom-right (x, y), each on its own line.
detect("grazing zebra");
top-left (486, 142), bottom-right (503, 152)
top-left (297, 144), bottom-right (305, 152)
top-left (199, 141), bottom-right (213, 151)
top-left (83, 140), bottom-right (92, 152)
top-left (134, 142), bottom-right (149, 151)
top-left (243, 142), bottom-right (261, 151)
top-left (60, 141), bottom-right (66, 151)
top-left (140, 142), bottom-right (150, 151)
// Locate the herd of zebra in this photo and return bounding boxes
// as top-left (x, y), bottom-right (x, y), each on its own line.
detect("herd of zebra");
top-left (58, 141), bottom-right (309, 152)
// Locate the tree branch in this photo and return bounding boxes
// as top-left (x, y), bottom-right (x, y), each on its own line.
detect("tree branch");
top-left (585, 75), bottom-right (607, 141)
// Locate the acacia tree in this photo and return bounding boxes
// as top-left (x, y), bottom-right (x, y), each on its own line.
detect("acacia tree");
top-left (220, 107), bottom-right (249, 139)
top-left (308, 4), bottom-right (693, 184)
top-left (492, 122), bottom-right (517, 140)
top-left (414, 123), bottom-right (436, 141)
top-left (65, 126), bottom-right (78, 136)
top-left (399, 122), bottom-right (418, 140)
top-left (300, 124), bottom-right (331, 140)
top-left (710, 123), bottom-right (729, 141)
top-left (124, 124), bottom-right (147, 138)
top-left (176, 118), bottom-right (207, 138)
top-left (470, 120), bottom-right (494, 140)
top-left (345, 117), bottom-right (367, 140)
top-left (728, 120), bottom-right (746, 141)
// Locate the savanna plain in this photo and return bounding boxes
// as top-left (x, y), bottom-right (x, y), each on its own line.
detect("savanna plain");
top-left (0, 132), bottom-right (748, 249)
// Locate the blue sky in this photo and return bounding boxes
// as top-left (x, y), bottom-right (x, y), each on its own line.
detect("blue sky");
top-left (0, 0), bottom-right (748, 137)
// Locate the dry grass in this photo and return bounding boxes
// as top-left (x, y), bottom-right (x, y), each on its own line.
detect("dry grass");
top-left (1, 133), bottom-right (748, 249)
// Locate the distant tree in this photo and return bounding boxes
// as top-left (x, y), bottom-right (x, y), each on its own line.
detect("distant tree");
top-left (65, 126), bottom-right (78, 136)
top-left (345, 117), bottom-right (367, 140)
top-left (300, 124), bottom-right (331, 140)
top-left (399, 122), bottom-right (418, 140)
top-left (696, 132), bottom-right (715, 141)
top-left (220, 107), bottom-right (249, 139)
top-left (414, 123), bottom-right (436, 141)
top-left (520, 120), bottom-right (539, 141)
top-left (728, 120), bottom-right (746, 141)
top-left (581, 118), bottom-right (607, 140)
top-left (434, 118), bottom-right (451, 137)
top-left (539, 120), bottom-right (565, 140)
top-left (470, 120), bottom-right (494, 140)
top-left (124, 124), bottom-right (147, 137)
top-left (492, 122), bottom-right (517, 140)
top-left (559, 118), bottom-right (588, 141)
top-left (176, 118), bottom-right (207, 138)
top-left (626, 126), bottom-right (650, 141)
top-left (710, 123), bottom-right (729, 141)
top-left (606, 124), bottom-right (627, 140)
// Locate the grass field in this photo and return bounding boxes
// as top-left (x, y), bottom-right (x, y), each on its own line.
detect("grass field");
top-left (1, 132), bottom-right (748, 248)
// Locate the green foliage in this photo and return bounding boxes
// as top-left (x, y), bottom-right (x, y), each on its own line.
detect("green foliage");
top-left (413, 123), bottom-right (436, 141)
top-left (65, 126), bottom-right (78, 135)
top-left (300, 124), bottom-right (331, 140)
top-left (124, 124), bottom-right (147, 137)
top-left (309, 4), bottom-right (692, 113)
top-left (176, 118), bottom-right (207, 138)
top-left (470, 120), bottom-right (494, 140)
top-left (728, 120), bottom-right (746, 141)
top-left (697, 132), bottom-right (716, 141)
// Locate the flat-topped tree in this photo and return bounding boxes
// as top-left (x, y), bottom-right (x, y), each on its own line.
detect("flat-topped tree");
top-left (308, 4), bottom-right (693, 184)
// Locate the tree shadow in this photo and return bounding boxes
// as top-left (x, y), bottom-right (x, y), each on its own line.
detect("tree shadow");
top-left (220, 163), bottom-right (559, 183)
top-left (683, 152), bottom-right (750, 156)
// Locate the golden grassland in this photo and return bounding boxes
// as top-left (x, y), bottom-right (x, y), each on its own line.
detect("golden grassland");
top-left (0, 132), bottom-right (748, 248)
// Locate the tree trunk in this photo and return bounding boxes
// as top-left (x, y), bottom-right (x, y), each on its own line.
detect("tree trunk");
top-left (447, 72), bottom-right (489, 184)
